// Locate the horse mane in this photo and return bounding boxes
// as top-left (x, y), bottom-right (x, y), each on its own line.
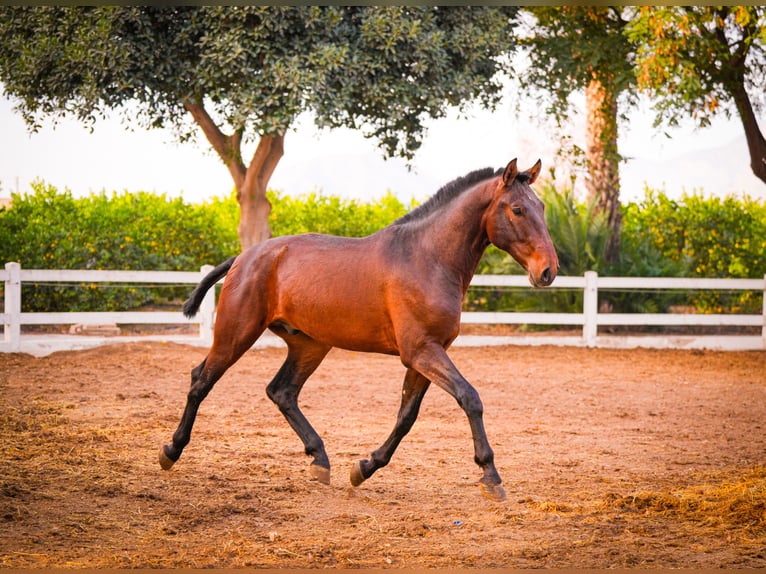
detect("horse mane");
top-left (393, 166), bottom-right (505, 226)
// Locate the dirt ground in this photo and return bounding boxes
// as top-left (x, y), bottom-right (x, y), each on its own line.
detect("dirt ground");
top-left (1, 341), bottom-right (765, 568)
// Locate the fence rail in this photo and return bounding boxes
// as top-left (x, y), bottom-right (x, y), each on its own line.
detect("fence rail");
top-left (2, 262), bottom-right (765, 355)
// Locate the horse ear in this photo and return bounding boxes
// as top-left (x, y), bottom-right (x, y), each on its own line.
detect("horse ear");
top-left (502, 159), bottom-right (518, 186)
top-left (526, 159), bottom-right (542, 184)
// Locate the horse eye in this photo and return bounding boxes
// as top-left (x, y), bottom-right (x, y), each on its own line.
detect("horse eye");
top-left (511, 207), bottom-right (524, 217)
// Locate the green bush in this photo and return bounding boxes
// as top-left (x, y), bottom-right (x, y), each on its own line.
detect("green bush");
top-left (0, 182), bottom-right (239, 312)
top-left (269, 190), bottom-right (411, 237)
top-left (2, 181), bottom-right (762, 316)
top-left (616, 188), bottom-right (766, 313)
top-left (0, 184), bottom-right (409, 313)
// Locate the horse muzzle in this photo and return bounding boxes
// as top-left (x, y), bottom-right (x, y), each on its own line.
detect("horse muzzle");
top-left (528, 261), bottom-right (557, 288)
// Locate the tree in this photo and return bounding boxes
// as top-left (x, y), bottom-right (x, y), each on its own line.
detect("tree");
top-left (628, 6), bottom-right (766, 186)
top-left (0, 6), bottom-right (520, 249)
top-left (519, 7), bottom-right (635, 262)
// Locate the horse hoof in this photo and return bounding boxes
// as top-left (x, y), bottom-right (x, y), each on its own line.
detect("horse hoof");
top-left (349, 460), bottom-right (366, 487)
top-left (310, 464), bottom-right (331, 485)
top-left (158, 446), bottom-right (176, 471)
top-left (479, 482), bottom-right (507, 502)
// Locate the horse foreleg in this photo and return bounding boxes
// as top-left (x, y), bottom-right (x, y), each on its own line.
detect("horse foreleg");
top-left (405, 342), bottom-right (506, 502)
top-left (351, 368), bottom-right (430, 487)
top-left (266, 338), bottom-right (332, 484)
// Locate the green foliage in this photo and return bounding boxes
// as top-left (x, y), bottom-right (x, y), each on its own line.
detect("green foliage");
top-left (268, 190), bottom-right (411, 238)
top-left (0, 6), bottom-right (520, 161)
top-left (616, 187), bottom-right (766, 313)
top-left (0, 182), bottom-right (238, 311)
top-left (0, 184), bottom-right (409, 313)
top-left (627, 7), bottom-right (766, 130)
top-left (520, 7), bottom-right (636, 118)
top-left (1, 183), bottom-right (762, 316)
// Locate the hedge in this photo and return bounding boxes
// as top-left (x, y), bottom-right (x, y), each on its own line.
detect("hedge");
top-left (1, 181), bottom-right (763, 315)
top-left (0, 184), bottom-right (410, 312)
top-left (0, 183), bottom-right (239, 311)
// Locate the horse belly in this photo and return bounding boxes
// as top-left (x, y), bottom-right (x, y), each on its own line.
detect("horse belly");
top-left (273, 261), bottom-right (399, 354)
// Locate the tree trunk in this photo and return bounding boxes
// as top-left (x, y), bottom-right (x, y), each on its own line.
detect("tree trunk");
top-left (183, 101), bottom-right (284, 251)
top-left (237, 133), bottom-right (284, 250)
top-left (731, 83), bottom-right (766, 185)
top-left (585, 76), bottom-right (621, 263)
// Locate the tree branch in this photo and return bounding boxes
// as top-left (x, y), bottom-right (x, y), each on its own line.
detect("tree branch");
top-left (183, 101), bottom-right (247, 188)
top-left (242, 132), bottom-right (285, 196)
top-left (730, 81), bottom-right (766, 183)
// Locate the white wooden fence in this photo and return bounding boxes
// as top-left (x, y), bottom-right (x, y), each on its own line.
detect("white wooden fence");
top-left (1, 263), bottom-right (216, 356)
top-left (462, 272), bottom-right (765, 352)
top-left (2, 262), bottom-right (764, 355)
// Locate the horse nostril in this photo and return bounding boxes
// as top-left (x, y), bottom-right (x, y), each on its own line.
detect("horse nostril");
top-left (541, 267), bottom-right (551, 285)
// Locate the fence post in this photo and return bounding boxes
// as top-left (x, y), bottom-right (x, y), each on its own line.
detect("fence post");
top-left (4, 262), bottom-right (21, 352)
top-left (198, 264), bottom-right (215, 346)
top-left (583, 271), bottom-right (598, 348)
top-left (762, 274), bottom-right (766, 348)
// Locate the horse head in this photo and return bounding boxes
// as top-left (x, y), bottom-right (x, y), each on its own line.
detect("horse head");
top-left (485, 159), bottom-right (559, 287)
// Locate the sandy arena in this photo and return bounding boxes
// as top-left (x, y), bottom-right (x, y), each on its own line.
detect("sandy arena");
top-left (1, 341), bottom-right (765, 568)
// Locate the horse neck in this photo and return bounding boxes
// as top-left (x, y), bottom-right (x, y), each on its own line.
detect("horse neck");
top-left (405, 180), bottom-right (494, 292)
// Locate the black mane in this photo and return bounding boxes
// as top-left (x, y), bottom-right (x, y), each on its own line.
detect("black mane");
top-left (393, 166), bottom-right (504, 225)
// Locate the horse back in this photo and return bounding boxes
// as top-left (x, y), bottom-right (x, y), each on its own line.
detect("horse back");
top-left (227, 233), bottom-right (398, 352)
top-left (220, 231), bottom-right (463, 354)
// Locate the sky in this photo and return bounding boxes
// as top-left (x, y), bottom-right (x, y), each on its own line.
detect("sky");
top-left (1, 87), bottom-right (764, 207)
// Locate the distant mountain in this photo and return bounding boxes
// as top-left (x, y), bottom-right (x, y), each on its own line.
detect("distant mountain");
top-left (621, 135), bottom-right (765, 202)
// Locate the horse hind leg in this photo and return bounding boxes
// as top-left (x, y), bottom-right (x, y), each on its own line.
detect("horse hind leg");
top-left (159, 358), bottom-right (227, 470)
top-left (158, 357), bottom-right (205, 469)
top-left (351, 368), bottom-right (430, 487)
top-left (265, 336), bottom-right (332, 484)
top-left (159, 320), bottom-right (267, 471)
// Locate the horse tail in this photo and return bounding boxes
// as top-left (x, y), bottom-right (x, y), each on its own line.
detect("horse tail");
top-left (182, 256), bottom-right (237, 318)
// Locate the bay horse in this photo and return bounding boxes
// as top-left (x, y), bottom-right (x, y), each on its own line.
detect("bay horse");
top-left (159, 158), bottom-right (558, 502)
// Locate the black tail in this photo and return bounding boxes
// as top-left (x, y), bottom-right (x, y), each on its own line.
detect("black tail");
top-left (182, 256), bottom-right (237, 318)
